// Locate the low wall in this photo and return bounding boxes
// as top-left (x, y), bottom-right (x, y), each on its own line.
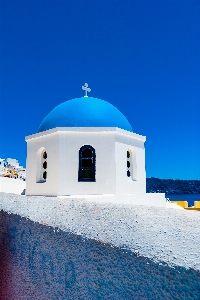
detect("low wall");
top-left (0, 177), bottom-right (26, 195)
top-left (0, 211), bottom-right (199, 300)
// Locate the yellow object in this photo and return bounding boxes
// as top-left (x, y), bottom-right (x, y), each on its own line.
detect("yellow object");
top-left (2, 168), bottom-right (18, 178)
top-left (194, 201), bottom-right (200, 208)
top-left (185, 207), bottom-right (200, 211)
top-left (169, 200), bottom-right (200, 211)
top-left (170, 201), bottom-right (188, 208)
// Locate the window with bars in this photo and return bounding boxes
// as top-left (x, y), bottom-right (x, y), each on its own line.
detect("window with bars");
top-left (127, 149), bottom-right (137, 181)
top-left (42, 151), bottom-right (47, 181)
top-left (127, 150), bottom-right (131, 178)
top-left (36, 148), bottom-right (47, 183)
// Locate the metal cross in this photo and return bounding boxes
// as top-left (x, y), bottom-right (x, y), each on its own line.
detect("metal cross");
top-left (82, 83), bottom-right (91, 97)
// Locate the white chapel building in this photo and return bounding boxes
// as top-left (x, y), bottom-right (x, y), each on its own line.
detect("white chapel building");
top-left (25, 84), bottom-right (166, 207)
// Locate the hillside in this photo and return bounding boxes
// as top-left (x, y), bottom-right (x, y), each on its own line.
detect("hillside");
top-left (146, 177), bottom-right (200, 194)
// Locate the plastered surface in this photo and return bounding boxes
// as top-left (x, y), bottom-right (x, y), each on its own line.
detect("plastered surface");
top-left (0, 210), bottom-right (199, 300)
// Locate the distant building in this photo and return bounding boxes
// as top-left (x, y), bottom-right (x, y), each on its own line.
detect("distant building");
top-left (0, 158), bottom-right (26, 179)
top-left (0, 158), bottom-right (5, 171)
top-left (7, 158), bottom-right (20, 169)
top-left (25, 84), bottom-right (165, 207)
top-left (18, 169), bottom-right (26, 180)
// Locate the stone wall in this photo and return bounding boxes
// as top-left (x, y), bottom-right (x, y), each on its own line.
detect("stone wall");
top-left (0, 211), bottom-right (199, 300)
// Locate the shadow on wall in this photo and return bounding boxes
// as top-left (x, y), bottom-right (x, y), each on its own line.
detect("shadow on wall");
top-left (0, 211), bottom-right (199, 300)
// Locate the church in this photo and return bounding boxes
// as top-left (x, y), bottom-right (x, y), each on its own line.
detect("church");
top-left (25, 84), bottom-right (166, 207)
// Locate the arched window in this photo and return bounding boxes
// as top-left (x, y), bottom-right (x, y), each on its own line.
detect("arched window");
top-left (36, 148), bottom-right (48, 183)
top-left (78, 145), bottom-right (96, 182)
top-left (127, 149), bottom-right (137, 181)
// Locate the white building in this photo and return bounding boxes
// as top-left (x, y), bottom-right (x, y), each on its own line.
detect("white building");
top-left (0, 158), bottom-right (5, 171)
top-left (7, 158), bottom-right (20, 168)
top-left (25, 85), bottom-right (166, 207)
top-left (18, 169), bottom-right (26, 180)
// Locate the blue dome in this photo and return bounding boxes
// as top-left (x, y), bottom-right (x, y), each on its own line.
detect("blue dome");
top-left (38, 97), bottom-right (132, 133)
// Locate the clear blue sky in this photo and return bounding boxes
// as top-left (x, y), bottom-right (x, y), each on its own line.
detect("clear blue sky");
top-left (0, 0), bottom-right (199, 180)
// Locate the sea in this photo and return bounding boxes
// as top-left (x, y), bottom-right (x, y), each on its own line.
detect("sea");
top-left (166, 194), bottom-right (200, 207)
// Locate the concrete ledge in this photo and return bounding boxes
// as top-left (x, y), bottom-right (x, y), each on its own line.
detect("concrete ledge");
top-left (0, 177), bottom-right (26, 195)
top-left (58, 193), bottom-right (166, 207)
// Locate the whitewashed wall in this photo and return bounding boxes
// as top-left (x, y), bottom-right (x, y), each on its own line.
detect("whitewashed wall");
top-left (26, 128), bottom-right (146, 196)
top-left (57, 129), bottom-right (116, 195)
top-left (115, 142), bottom-right (146, 195)
top-left (26, 131), bottom-right (60, 196)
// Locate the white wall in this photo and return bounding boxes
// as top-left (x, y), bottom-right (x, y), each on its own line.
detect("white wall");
top-left (57, 130), bottom-right (116, 195)
top-left (115, 141), bottom-right (146, 195)
top-left (25, 128), bottom-right (146, 197)
top-left (26, 132), bottom-right (60, 196)
top-left (0, 177), bottom-right (26, 194)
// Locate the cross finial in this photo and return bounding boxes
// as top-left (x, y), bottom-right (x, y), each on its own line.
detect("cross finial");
top-left (82, 83), bottom-right (91, 97)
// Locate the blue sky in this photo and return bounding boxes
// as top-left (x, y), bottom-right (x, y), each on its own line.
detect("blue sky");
top-left (0, 0), bottom-right (199, 180)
